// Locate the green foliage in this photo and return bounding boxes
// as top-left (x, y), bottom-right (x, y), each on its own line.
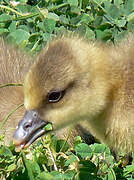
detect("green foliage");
top-left (0, 0), bottom-right (134, 179)
top-left (0, 136), bottom-right (134, 179)
top-left (0, 0), bottom-right (133, 52)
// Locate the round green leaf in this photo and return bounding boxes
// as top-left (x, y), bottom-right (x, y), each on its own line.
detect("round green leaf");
top-left (7, 163), bottom-right (16, 172)
top-left (7, 29), bottom-right (30, 45)
top-left (75, 143), bottom-right (92, 159)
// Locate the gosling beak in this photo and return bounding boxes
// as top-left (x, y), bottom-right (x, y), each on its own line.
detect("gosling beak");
top-left (13, 110), bottom-right (49, 151)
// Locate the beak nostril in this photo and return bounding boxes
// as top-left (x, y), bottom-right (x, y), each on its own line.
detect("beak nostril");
top-left (24, 123), bottom-right (32, 130)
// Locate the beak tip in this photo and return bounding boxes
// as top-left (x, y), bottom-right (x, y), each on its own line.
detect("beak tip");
top-left (13, 138), bottom-right (19, 146)
top-left (13, 138), bottom-right (26, 152)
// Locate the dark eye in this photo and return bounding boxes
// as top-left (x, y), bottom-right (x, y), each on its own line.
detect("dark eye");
top-left (48, 90), bottom-right (64, 103)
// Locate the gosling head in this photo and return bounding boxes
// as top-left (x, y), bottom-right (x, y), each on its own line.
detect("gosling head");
top-left (13, 36), bottom-right (110, 149)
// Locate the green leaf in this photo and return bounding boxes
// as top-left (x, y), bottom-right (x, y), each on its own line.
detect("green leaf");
top-left (124, 0), bottom-right (134, 14)
top-left (7, 29), bottom-right (30, 45)
top-left (0, 146), bottom-right (13, 157)
top-left (104, 2), bottom-right (120, 19)
top-left (54, 26), bottom-right (66, 34)
top-left (36, 172), bottom-right (53, 180)
top-left (67, 0), bottom-right (78, 7)
top-left (0, 14), bottom-right (12, 22)
top-left (78, 160), bottom-right (101, 180)
top-left (43, 123), bottom-right (53, 131)
top-left (82, 0), bottom-right (89, 9)
top-left (90, 143), bottom-right (111, 155)
top-left (18, 25), bottom-right (29, 32)
top-left (120, 0), bottom-right (134, 16)
top-left (63, 170), bottom-right (76, 179)
top-left (8, 21), bottom-right (17, 32)
top-left (42, 33), bottom-right (51, 42)
top-left (22, 151), bottom-right (35, 180)
top-left (74, 136), bottom-right (83, 146)
top-left (79, 13), bottom-right (93, 25)
top-left (75, 143), bottom-right (92, 159)
top-left (37, 22), bottom-right (46, 32)
top-left (79, 160), bottom-right (96, 173)
top-left (0, 28), bottom-right (8, 35)
top-left (50, 171), bottom-right (65, 179)
top-left (7, 163), bottom-right (16, 172)
top-left (65, 153), bottom-right (78, 166)
top-left (52, 0), bottom-right (63, 2)
top-left (115, 19), bottom-right (126, 27)
top-left (48, 13), bottom-right (59, 21)
top-left (70, 6), bottom-right (81, 15)
top-left (98, 21), bottom-right (111, 31)
top-left (127, 12), bottom-right (134, 22)
top-left (44, 19), bottom-right (56, 33)
top-left (114, 30), bottom-right (127, 42)
top-left (127, 19), bottom-right (134, 30)
top-left (31, 160), bottom-right (41, 176)
top-left (19, 0), bottom-right (28, 4)
top-left (17, 4), bottom-right (33, 13)
top-left (59, 15), bottom-right (69, 25)
top-left (114, 0), bottom-right (123, 6)
top-left (96, 29), bottom-right (112, 41)
top-left (56, 139), bottom-right (70, 152)
top-left (123, 164), bottom-right (134, 176)
top-left (36, 171), bottom-right (64, 180)
top-left (76, 25), bottom-right (95, 40)
top-left (36, 151), bottom-right (48, 165)
top-left (93, 16), bottom-right (103, 27)
top-left (29, 33), bottom-right (41, 42)
top-left (107, 168), bottom-right (116, 180)
top-left (94, 0), bottom-right (108, 5)
top-left (85, 28), bottom-right (95, 40)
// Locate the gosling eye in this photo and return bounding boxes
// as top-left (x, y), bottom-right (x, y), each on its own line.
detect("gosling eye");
top-left (48, 90), bottom-right (65, 103)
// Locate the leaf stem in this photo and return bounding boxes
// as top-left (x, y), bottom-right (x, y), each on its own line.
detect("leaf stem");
top-left (0, 5), bottom-right (24, 16)
top-left (48, 146), bottom-right (58, 171)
